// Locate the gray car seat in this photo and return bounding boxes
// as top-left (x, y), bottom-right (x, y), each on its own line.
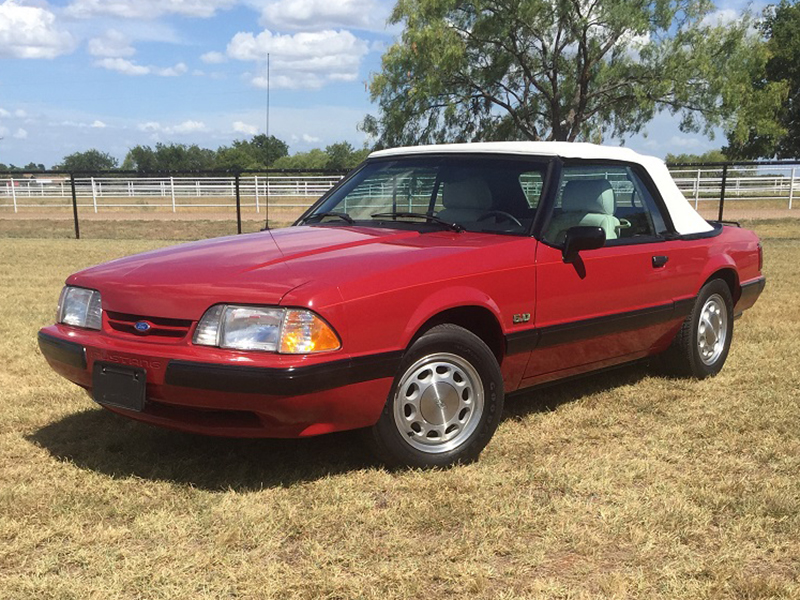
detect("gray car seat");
top-left (546, 179), bottom-right (620, 244)
top-left (437, 177), bottom-right (492, 224)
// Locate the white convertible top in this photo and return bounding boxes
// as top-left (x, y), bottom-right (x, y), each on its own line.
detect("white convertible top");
top-left (370, 142), bottom-right (713, 235)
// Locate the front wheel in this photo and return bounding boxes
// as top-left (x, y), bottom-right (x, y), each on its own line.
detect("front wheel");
top-left (364, 324), bottom-right (504, 468)
top-left (659, 279), bottom-right (734, 378)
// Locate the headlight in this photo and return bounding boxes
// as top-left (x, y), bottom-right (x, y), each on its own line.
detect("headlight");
top-left (57, 286), bottom-right (102, 330)
top-left (193, 305), bottom-right (341, 354)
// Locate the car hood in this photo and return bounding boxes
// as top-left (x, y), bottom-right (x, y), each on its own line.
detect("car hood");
top-left (68, 226), bottom-right (474, 319)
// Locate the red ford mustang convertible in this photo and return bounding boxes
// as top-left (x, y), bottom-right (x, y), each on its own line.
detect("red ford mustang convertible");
top-left (39, 142), bottom-right (765, 467)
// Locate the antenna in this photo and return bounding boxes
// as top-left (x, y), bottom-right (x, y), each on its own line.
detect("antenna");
top-left (264, 52), bottom-right (270, 230)
top-left (266, 52), bottom-right (270, 149)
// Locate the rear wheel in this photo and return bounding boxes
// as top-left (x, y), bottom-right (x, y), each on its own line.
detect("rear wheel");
top-left (365, 324), bottom-right (504, 468)
top-left (660, 279), bottom-right (734, 378)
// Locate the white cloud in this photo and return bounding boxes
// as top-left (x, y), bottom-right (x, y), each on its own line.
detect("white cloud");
top-left (668, 135), bottom-right (704, 149)
top-left (137, 120), bottom-right (206, 134)
top-left (258, 0), bottom-right (383, 30)
top-left (66, 0), bottom-right (236, 19)
top-left (302, 133), bottom-right (320, 143)
top-left (155, 62), bottom-right (187, 77)
top-left (59, 119), bottom-right (110, 129)
top-left (171, 120), bottom-right (206, 133)
top-left (0, 108), bottom-right (9, 118)
top-left (233, 120), bottom-right (258, 135)
top-left (227, 29), bottom-right (369, 90)
top-left (95, 58), bottom-right (187, 77)
top-left (201, 51), bottom-right (226, 64)
top-left (702, 8), bottom-right (739, 27)
top-left (138, 121), bottom-right (161, 132)
top-left (13, 128), bottom-right (28, 139)
top-left (87, 30), bottom-right (135, 58)
top-left (96, 57), bottom-right (149, 75)
top-left (14, 108), bottom-right (26, 118)
top-left (0, 1), bottom-right (75, 59)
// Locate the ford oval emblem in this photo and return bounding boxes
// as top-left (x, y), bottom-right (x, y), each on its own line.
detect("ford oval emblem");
top-left (134, 321), bottom-right (152, 333)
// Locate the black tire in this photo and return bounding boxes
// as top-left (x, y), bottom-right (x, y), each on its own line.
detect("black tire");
top-left (364, 324), bottom-right (504, 468)
top-left (659, 279), bottom-right (734, 378)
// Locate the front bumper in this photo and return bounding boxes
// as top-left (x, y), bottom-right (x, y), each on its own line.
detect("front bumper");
top-left (38, 326), bottom-right (401, 438)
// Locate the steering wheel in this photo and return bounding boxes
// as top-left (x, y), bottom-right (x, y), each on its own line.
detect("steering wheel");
top-left (477, 211), bottom-right (523, 228)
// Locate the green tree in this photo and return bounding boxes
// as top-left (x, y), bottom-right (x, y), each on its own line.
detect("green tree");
top-left (364, 0), bottom-right (783, 148)
top-left (155, 143), bottom-right (216, 171)
top-left (272, 149), bottom-right (330, 170)
top-left (217, 135), bottom-right (289, 169)
top-left (324, 142), bottom-right (371, 169)
top-left (725, 0), bottom-right (800, 159)
top-left (23, 162), bottom-right (45, 171)
top-left (665, 149), bottom-right (728, 164)
top-left (124, 144), bottom-right (216, 171)
top-left (215, 146), bottom-right (260, 170)
top-left (124, 146), bottom-right (157, 172)
top-left (56, 149), bottom-right (118, 172)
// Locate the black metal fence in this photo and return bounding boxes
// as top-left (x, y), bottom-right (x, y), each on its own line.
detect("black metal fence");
top-left (0, 168), bottom-right (348, 239)
top-left (666, 160), bottom-right (799, 222)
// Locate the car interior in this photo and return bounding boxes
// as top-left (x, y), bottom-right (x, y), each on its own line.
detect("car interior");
top-left (544, 179), bottom-right (621, 243)
top-left (434, 168), bottom-right (538, 233)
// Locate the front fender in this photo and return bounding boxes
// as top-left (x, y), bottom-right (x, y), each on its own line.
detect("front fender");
top-left (399, 286), bottom-right (504, 348)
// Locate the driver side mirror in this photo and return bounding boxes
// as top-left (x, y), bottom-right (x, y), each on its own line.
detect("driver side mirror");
top-left (562, 226), bottom-right (605, 263)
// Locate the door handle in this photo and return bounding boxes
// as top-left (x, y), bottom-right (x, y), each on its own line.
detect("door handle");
top-left (652, 255), bottom-right (669, 268)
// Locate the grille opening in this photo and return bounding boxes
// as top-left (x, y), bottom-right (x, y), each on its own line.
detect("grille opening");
top-left (106, 311), bottom-right (193, 339)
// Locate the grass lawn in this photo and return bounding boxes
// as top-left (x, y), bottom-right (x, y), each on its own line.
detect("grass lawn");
top-left (0, 220), bottom-right (798, 599)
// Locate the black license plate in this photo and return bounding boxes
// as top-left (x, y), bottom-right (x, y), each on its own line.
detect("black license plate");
top-left (92, 362), bottom-right (146, 412)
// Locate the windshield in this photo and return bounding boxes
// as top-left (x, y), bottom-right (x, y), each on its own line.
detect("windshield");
top-left (300, 156), bottom-right (547, 235)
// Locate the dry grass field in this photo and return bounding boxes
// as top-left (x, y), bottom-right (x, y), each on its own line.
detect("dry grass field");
top-left (0, 219), bottom-right (798, 599)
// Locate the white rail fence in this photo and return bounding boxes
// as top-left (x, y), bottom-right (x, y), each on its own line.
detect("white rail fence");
top-left (670, 166), bottom-right (799, 209)
top-left (0, 175), bottom-right (344, 213)
top-left (1, 167), bottom-right (799, 214)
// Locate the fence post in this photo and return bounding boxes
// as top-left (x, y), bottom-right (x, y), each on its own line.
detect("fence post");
top-left (170, 176), bottom-right (176, 213)
top-left (694, 169), bottom-right (701, 209)
top-left (70, 174), bottom-right (80, 239)
top-left (10, 178), bottom-right (17, 213)
top-left (790, 167), bottom-right (796, 210)
top-left (91, 177), bottom-right (98, 213)
top-left (235, 173), bottom-right (242, 234)
top-left (254, 175), bottom-right (260, 213)
top-left (718, 164), bottom-right (728, 222)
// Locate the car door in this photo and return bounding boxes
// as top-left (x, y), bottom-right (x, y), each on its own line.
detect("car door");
top-left (521, 162), bottom-right (695, 383)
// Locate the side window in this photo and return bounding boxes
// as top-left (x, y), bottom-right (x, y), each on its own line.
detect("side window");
top-left (543, 164), bottom-right (669, 246)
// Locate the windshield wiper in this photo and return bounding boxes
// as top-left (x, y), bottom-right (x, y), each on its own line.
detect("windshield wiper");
top-left (370, 212), bottom-right (463, 233)
top-left (300, 211), bottom-right (355, 225)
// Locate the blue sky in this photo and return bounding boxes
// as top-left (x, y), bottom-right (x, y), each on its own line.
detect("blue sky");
top-left (0, 0), bottom-right (747, 167)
